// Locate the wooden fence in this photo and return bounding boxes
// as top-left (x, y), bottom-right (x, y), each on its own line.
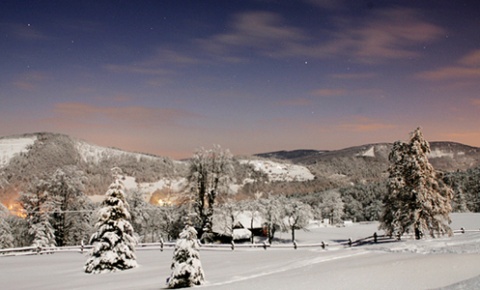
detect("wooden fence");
top-left (0, 228), bottom-right (478, 257)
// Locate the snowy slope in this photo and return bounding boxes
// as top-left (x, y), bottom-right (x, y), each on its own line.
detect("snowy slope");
top-left (0, 136), bottom-right (36, 167)
top-left (2, 213), bottom-right (480, 290)
top-left (75, 140), bottom-right (158, 163)
top-left (240, 159), bottom-right (315, 182)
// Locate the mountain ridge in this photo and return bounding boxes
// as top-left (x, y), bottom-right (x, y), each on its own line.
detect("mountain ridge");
top-left (1, 132), bottom-right (480, 202)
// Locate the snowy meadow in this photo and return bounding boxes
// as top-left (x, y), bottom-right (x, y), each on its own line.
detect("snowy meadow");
top-left (2, 213), bottom-right (480, 290)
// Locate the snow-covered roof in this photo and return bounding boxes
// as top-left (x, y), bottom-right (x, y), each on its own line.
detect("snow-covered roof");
top-left (233, 228), bottom-right (251, 240)
top-left (235, 211), bottom-right (263, 229)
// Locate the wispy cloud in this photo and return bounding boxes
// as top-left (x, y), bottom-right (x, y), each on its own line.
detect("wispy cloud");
top-left (52, 102), bottom-right (200, 128)
top-left (198, 11), bottom-right (307, 60)
top-left (331, 72), bottom-right (376, 80)
top-left (338, 116), bottom-right (395, 132)
top-left (4, 23), bottom-right (49, 41)
top-left (103, 64), bottom-right (170, 76)
top-left (13, 71), bottom-right (50, 91)
top-left (310, 88), bottom-right (347, 97)
top-left (417, 49), bottom-right (480, 80)
top-left (103, 47), bottom-right (200, 86)
top-left (472, 99), bottom-right (480, 107)
top-left (309, 87), bottom-right (385, 100)
top-left (318, 8), bottom-right (445, 63)
top-left (276, 97), bottom-right (313, 106)
top-left (198, 8), bottom-right (444, 63)
top-left (304, 0), bottom-right (345, 10)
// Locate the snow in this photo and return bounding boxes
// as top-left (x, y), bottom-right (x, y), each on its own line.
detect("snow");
top-left (235, 211), bottom-right (263, 229)
top-left (428, 149), bottom-right (455, 159)
top-left (357, 146), bottom-right (375, 157)
top-left (2, 213), bottom-right (480, 290)
top-left (0, 136), bottom-right (36, 167)
top-left (75, 141), bottom-right (157, 163)
top-left (240, 159), bottom-right (315, 182)
top-left (89, 176), bottom-right (186, 204)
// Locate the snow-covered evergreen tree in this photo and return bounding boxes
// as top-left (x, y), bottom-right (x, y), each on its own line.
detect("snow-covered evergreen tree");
top-left (167, 225), bottom-right (205, 288)
top-left (84, 172), bottom-right (137, 274)
top-left (0, 203), bottom-right (14, 249)
top-left (380, 128), bottom-right (453, 239)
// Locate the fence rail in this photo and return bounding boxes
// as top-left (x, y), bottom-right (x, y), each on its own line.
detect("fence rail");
top-left (1, 228), bottom-right (478, 257)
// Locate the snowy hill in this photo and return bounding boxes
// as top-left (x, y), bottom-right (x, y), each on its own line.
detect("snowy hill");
top-left (0, 133), bottom-right (316, 202)
top-left (1, 132), bottom-right (480, 202)
top-left (0, 135), bottom-right (37, 167)
top-left (261, 142), bottom-right (480, 186)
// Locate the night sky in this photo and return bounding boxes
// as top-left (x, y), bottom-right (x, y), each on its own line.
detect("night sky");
top-left (1, 0), bottom-right (480, 159)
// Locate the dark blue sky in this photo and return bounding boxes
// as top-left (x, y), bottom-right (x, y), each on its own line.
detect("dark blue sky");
top-left (1, 0), bottom-right (480, 158)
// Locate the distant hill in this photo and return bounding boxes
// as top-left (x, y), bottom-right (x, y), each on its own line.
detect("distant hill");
top-left (255, 142), bottom-right (480, 186)
top-left (255, 149), bottom-right (327, 160)
top-left (1, 132), bottom-right (480, 203)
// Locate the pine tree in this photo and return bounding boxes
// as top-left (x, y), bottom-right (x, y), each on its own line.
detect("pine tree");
top-left (167, 225), bottom-right (205, 288)
top-left (84, 172), bottom-right (137, 274)
top-left (380, 128), bottom-right (453, 239)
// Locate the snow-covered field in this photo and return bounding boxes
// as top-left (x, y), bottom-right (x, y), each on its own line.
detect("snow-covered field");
top-left (2, 213), bottom-right (480, 290)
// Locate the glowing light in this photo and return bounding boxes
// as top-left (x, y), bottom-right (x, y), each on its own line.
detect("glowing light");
top-left (4, 201), bottom-right (27, 218)
top-left (157, 199), bottom-right (172, 206)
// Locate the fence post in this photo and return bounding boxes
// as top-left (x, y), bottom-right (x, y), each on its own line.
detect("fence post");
top-left (348, 238), bottom-right (352, 247)
top-left (321, 241), bottom-right (326, 249)
top-left (461, 227), bottom-right (465, 234)
top-left (231, 240), bottom-right (235, 251)
top-left (373, 232), bottom-right (378, 243)
top-left (160, 238), bottom-right (164, 252)
top-left (293, 240), bottom-right (297, 250)
top-left (263, 241), bottom-right (267, 250)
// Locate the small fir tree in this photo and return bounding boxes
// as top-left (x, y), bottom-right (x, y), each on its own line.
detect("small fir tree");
top-left (380, 128), bottom-right (453, 239)
top-left (84, 173), bottom-right (137, 274)
top-left (167, 224), bottom-right (205, 288)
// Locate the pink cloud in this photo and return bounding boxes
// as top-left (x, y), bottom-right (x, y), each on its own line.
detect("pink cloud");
top-left (199, 11), bottom-right (307, 59)
top-left (319, 8), bottom-right (445, 63)
top-left (459, 50), bottom-right (480, 66)
top-left (277, 97), bottom-right (313, 106)
top-left (199, 8), bottom-right (444, 63)
top-left (417, 49), bottom-right (480, 81)
top-left (52, 102), bottom-right (200, 128)
top-left (310, 88), bottom-right (346, 97)
top-left (12, 71), bottom-right (50, 91)
top-left (472, 99), bottom-right (480, 107)
top-left (331, 72), bottom-right (376, 80)
top-left (338, 116), bottom-right (396, 132)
